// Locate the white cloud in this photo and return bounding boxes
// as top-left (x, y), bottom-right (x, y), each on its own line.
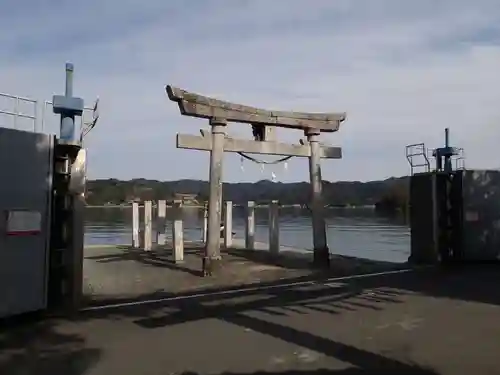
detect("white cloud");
top-left (1, 0), bottom-right (500, 182)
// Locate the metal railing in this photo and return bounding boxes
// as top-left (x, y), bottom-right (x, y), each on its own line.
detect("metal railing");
top-left (405, 143), bottom-right (431, 175)
top-left (0, 92), bottom-right (38, 132)
top-left (427, 146), bottom-right (466, 172)
top-left (406, 142), bottom-right (466, 175)
top-left (452, 147), bottom-right (466, 170)
top-left (1, 92), bottom-right (99, 142)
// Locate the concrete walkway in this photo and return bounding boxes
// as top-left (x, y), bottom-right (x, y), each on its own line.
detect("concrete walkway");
top-left (2, 264), bottom-right (500, 375)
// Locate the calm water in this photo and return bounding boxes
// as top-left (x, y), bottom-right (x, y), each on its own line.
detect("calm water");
top-left (84, 206), bottom-right (410, 263)
top-left (84, 207), bottom-right (410, 263)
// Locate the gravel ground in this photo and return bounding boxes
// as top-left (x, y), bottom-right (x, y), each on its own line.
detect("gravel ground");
top-left (82, 239), bottom-right (408, 305)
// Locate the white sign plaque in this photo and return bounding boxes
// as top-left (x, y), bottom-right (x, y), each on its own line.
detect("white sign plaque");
top-left (465, 211), bottom-right (479, 222)
top-left (6, 210), bottom-right (42, 235)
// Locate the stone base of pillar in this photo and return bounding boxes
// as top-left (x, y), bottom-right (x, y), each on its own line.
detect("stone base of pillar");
top-left (202, 255), bottom-right (222, 276)
top-left (313, 247), bottom-right (331, 268)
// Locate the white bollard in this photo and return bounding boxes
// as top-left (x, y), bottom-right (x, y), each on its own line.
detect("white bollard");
top-left (132, 202), bottom-right (140, 248)
top-left (144, 201), bottom-right (153, 251)
top-left (157, 199), bottom-right (167, 245)
top-left (245, 201), bottom-right (255, 250)
top-left (172, 200), bottom-right (184, 262)
top-left (224, 201), bottom-right (233, 248)
top-left (202, 204), bottom-right (208, 243)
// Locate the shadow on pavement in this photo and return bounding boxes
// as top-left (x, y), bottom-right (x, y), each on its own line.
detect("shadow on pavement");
top-left (82, 244), bottom-right (407, 306)
top-left (181, 368), bottom-right (436, 375)
top-left (85, 245), bottom-right (204, 276)
top-left (0, 313), bottom-right (101, 375)
top-left (3, 264), bottom-right (500, 374)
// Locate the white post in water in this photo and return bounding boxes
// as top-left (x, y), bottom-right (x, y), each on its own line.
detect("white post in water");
top-left (245, 201), bottom-right (255, 250)
top-left (157, 199), bottom-right (167, 245)
top-left (144, 201), bottom-right (153, 251)
top-left (172, 200), bottom-right (184, 262)
top-left (132, 202), bottom-right (140, 248)
top-left (269, 200), bottom-right (280, 255)
top-left (224, 201), bottom-right (233, 248)
top-left (202, 204), bottom-right (208, 243)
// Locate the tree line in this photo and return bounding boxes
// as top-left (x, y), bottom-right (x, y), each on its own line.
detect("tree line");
top-left (86, 177), bottom-right (409, 212)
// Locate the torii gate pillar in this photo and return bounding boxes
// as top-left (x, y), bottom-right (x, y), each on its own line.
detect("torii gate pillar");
top-left (306, 128), bottom-right (329, 266)
top-left (204, 118), bottom-right (226, 274)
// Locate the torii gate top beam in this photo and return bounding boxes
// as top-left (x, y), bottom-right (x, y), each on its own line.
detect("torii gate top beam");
top-left (166, 85), bottom-right (346, 133)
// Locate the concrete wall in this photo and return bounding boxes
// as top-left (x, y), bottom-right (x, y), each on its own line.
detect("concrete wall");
top-left (0, 127), bottom-right (53, 317)
top-left (410, 169), bottom-right (500, 264)
top-left (409, 173), bottom-right (438, 264)
top-left (460, 169), bottom-right (500, 261)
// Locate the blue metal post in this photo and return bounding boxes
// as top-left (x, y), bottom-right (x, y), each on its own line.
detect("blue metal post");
top-left (60, 63), bottom-right (75, 141)
top-left (52, 62), bottom-right (84, 143)
top-left (65, 63), bottom-right (73, 97)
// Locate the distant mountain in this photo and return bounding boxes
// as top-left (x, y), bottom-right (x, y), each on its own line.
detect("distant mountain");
top-left (85, 177), bottom-right (409, 210)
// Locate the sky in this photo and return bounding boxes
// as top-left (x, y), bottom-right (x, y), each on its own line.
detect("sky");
top-left (1, 0), bottom-right (500, 183)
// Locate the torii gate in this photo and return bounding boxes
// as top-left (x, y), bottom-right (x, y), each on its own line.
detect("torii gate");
top-left (166, 85), bottom-right (346, 276)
